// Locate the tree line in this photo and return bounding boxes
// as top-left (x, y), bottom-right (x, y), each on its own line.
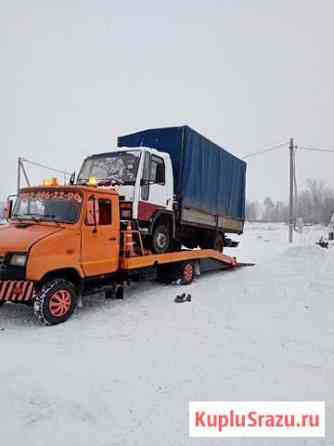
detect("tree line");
top-left (246, 179), bottom-right (334, 225)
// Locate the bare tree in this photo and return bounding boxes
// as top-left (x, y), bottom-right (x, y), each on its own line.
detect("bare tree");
top-left (246, 200), bottom-right (260, 221)
top-left (247, 178), bottom-right (334, 224)
top-left (263, 197), bottom-right (275, 222)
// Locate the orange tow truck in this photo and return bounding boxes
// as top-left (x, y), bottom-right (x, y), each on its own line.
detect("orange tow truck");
top-left (0, 178), bottom-right (252, 325)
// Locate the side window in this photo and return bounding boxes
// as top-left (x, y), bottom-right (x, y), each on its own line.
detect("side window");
top-left (86, 196), bottom-right (99, 226)
top-left (98, 199), bottom-right (112, 225)
top-left (142, 152), bottom-right (150, 181)
top-left (86, 197), bottom-right (112, 226)
top-left (141, 152), bottom-right (150, 201)
top-left (150, 156), bottom-right (165, 184)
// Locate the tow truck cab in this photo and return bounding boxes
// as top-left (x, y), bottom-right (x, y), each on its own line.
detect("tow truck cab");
top-left (0, 185), bottom-right (123, 324)
top-left (1, 185), bottom-right (122, 282)
top-left (77, 148), bottom-right (175, 254)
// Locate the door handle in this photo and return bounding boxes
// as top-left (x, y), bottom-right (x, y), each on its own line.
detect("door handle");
top-left (109, 237), bottom-right (117, 241)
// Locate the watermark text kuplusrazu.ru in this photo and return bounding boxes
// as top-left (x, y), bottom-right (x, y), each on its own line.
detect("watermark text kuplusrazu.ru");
top-left (189, 401), bottom-right (325, 437)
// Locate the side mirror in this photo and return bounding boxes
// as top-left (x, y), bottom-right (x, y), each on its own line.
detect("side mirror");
top-left (69, 172), bottom-right (76, 185)
top-left (4, 200), bottom-right (13, 220)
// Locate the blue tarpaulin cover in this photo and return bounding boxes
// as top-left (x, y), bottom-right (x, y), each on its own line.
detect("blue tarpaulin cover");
top-left (118, 126), bottom-right (246, 220)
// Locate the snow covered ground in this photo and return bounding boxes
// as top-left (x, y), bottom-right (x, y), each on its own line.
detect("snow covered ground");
top-left (1, 223), bottom-right (333, 445)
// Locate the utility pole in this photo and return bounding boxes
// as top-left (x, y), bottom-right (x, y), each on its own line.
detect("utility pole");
top-left (289, 138), bottom-right (294, 243)
top-left (17, 157), bottom-right (22, 195)
top-left (20, 160), bottom-right (31, 187)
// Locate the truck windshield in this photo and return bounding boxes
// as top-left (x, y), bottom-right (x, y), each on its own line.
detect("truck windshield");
top-left (12, 190), bottom-right (82, 224)
top-left (77, 151), bottom-right (141, 186)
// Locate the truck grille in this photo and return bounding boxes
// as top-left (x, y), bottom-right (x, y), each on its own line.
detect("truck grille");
top-left (0, 257), bottom-right (5, 274)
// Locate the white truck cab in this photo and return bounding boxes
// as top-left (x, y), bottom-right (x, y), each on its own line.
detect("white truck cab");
top-left (77, 148), bottom-right (176, 253)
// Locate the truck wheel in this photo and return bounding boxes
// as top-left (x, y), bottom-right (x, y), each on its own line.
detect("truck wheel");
top-left (152, 224), bottom-right (170, 254)
top-left (200, 233), bottom-right (224, 251)
top-left (180, 262), bottom-right (194, 285)
top-left (214, 234), bottom-right (224, 252)
top-left (34, 279), bottom-right (77, 326)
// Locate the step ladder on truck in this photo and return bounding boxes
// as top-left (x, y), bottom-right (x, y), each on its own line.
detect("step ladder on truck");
top-left (0, 179), bottom-right (254, 325)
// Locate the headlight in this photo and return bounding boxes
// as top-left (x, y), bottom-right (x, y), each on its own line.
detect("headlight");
top-left (9, 254), bottom-right (27, 267)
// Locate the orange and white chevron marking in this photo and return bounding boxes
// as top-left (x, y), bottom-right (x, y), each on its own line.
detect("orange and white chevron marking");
top-left (0, 281), bottom-right (34, 302)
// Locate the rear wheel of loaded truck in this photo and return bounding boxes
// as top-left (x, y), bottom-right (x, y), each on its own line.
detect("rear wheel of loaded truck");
top-left (213, 233), bottom-right (224, 252)
top-left (34, 279), bottom-right (78, 326)
top-left (201, 232), bottom-right (224, 252)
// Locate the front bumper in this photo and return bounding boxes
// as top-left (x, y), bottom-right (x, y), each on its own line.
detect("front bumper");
top-left (0, 281), bottom-right (34, 302)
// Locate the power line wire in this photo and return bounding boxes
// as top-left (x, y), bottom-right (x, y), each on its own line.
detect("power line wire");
top-left (298, 146), bottom-right (334, 153)
top-left (21, 158), bottom-right (72, 176)
top-left (243, 141), bottom-right (289, 159)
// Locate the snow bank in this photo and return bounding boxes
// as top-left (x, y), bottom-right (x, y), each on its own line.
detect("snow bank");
top-left (1, 223), bottom-right (333, 445)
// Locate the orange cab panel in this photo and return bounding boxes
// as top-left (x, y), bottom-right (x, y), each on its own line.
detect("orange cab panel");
top-left (0, 224), bottom-right (60, 254)
top-left (27, 227), bottom-right (83, 281)
top-left (80, 193), bottom-right (120, 276)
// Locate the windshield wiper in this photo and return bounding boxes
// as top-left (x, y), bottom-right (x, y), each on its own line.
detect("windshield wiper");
top-left (93, 176), bottom-right (124, 186)
top-left (13, 214), bottom-right (42, 223)
top-left (43, 214), bottom-right (65, 225)
top-left (78, 176), bottom-right (125, 186)
top-left (13, 214), bottom-right (64, 225)
top-left (122, 181), bottom-right (136, 186)
top-left (107, 175), bottom-right (124, 185)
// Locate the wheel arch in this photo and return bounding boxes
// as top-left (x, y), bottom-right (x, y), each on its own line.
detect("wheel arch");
top-left (149, 210), bottom-right (176, 237)
top-left (39, 268), bottom-right (83, 291)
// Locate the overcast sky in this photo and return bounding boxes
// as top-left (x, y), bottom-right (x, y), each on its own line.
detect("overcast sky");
top-left (1, 0), bottom-right (334, 202)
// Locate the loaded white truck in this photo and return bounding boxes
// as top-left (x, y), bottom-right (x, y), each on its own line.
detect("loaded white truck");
top-left (77, 126), bottom-right (247, 254)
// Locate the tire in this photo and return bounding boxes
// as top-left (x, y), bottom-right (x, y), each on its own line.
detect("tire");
top-left (179, 262), bottom-right (195, 285)
top-left (201, 232), bottom-right (224, 252)
top-left (213, 233), bottom-right (224, 252)
top-left (0, 301), bottom-right (5, 307)
top-left (34, 279), bottom-right (78, 326)
top-left (152, 224), bottom-right (170, 254)
top-left (199, 232), bottom-right (213, 250)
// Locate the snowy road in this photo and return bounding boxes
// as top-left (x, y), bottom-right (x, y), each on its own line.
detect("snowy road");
top-left (1, 224), bottom-right (333, 445)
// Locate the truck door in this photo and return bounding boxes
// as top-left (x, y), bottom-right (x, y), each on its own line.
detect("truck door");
top-left (139, 152), bottom-right (171, 220)
top-left (81, 194), bottom-right (120, 276)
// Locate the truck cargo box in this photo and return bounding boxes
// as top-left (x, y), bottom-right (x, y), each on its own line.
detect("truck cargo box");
top-left (118, 126), bottom-right (246, 224)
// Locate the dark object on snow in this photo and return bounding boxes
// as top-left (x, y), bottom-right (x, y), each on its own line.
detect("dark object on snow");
top-left (105, 285), bottom-right (124, 300)
top-left (174, 293), bottom-right (192, 303)
top-left (224, 237), bottom-right (239, 248)
top-left (316, 237), bottom-right (329, 249)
